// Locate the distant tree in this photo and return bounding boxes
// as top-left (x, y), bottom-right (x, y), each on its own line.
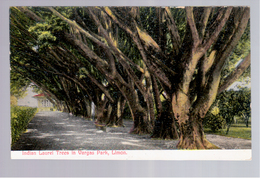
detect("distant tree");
top-left (215, 87), bottom-right (251, 134)
top-left (236, 88), bottom-right (251, 127)
top-left (203, 105), bottom-right (226, 132)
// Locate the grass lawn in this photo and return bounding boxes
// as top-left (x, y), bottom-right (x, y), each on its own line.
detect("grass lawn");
top-left (204, 124), bottom-right (251, 140)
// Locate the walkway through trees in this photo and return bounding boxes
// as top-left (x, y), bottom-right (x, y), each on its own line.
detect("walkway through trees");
top-left (11, 112), bottom-right (251, 150)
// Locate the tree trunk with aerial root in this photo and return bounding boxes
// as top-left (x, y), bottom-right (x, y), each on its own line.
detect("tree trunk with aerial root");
top-left (130, 111), bottom-right (153, 134)
top-left (152, 103), bottom-right (179, 139)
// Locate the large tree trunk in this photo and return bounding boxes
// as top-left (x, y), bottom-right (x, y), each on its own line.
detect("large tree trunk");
top-left (150, 75), bottom-right (179, 139)
top-left (125, 89), bottom-right (153, 134)
top-left (105, 103), bottom-right (124, 127)
top-left (130, 111), bottom-right (153, 134)
top-left (117, 81), bottom-right (153, 134)
top-left (129, 101), bottom-right (154, 134)
top-left (177, 114), bottom-right (219, 149)
top-left (95, 95), bottom-right (108, 124)
top-left (106, 96), bottom-right (127, 127)
top-left (116, 96), bottom-right (126, 126)
top-left (152, 110), bottom-right (179, 139)
top-left (152, 102), bottom-right (179, 139)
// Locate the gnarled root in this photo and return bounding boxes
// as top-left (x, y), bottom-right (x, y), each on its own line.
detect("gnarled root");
top-left (177, 136), bottom-right (220, 149)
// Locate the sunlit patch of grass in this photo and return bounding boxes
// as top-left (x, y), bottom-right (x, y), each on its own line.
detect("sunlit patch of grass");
top-left (204, 124), bottom-right (251, 140)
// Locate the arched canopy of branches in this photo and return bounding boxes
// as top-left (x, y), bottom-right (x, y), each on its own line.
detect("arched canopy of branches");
top-left (10, 6), bottom-right (250, 149)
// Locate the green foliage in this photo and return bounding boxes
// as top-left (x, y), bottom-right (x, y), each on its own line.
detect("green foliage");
top-left (204, 88), bottom-right (251, 132)
top-left (10, 95), bottom-right (18, 106)
top-left (218, 88), bottom-right (251, 125)
top-left (11, 106), bottom-right (38, 145)
top-left (26, 7), bottom-right (71, 50)
top-left (10, 69), bottom-right (30, 98)
top-left (204, 106), bottom-right (226, 132)
top-left (234, 88), bottom-right (251, 118)
top-left (28, 23), bottom-right (57, 48)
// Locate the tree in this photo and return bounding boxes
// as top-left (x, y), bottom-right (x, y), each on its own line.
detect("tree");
top-left (217, 88), bottom-right (251, 133)
top-left (10, 7), bottom-right (111, 118)
top-left (203, 105), bottom-right (226, 133)
top-left (10, 6), bottom-right (250, 149)
top-left (236, 88), bottom-right (251, 127)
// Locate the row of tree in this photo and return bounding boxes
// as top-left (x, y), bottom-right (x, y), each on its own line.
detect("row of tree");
top-left (10, 6), bottom-right (250, 149)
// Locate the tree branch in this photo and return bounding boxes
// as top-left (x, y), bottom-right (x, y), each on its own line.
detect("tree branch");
top-left (151, 75), bottom-right (163, 115)
top-left (46, 7), bottom-right (108, 49)
top-left (16, 6), bottom-right (44, 22)
top-left (218, 52), bottom-right (250, 94)
top-left (200, 7), bottom-right (232, 55)
top-left (191, 8), bottom-right (250, 118)
top-left (64, 33), bottom-right (130, 89)
top-left (186, 7), bottom-right (200, 46)
top-left (214, 7), bottom-right (250, 72)
top-left (198, 7), bottom-right (212, 39)
top-left (165, 7), bottom-right (181, 55)
top-left (87, 8), bottom-right (148, 96)
top-left (103, 7), bottom-right (161, 53)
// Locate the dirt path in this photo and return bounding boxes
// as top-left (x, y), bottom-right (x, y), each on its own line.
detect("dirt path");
top-left (206, 134), bottom-right (251, 149)
top-left (11, 111), bottom-right (251, 150)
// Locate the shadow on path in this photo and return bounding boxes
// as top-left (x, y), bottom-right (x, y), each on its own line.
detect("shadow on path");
top-left (11, 112), bottom-right (178, 150)
top-left (11, 111), bottom-right (251, 150)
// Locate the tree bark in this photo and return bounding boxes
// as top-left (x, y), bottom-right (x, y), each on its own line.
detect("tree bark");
top-left (152, 101), bottom-right (179, 139)
top-left (105, 103), bottom-right (124, 127)
top-left (126, 93), bottom-right (153, 134)
top-left (177, 114), bottom-right (219, 149)
top-left (130, 111), bottom-right (153, 134)
top-left (95, 96), bottom-right (108, 124)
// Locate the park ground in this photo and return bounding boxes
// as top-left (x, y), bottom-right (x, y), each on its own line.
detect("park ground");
top-left (11, 111), bottom-right (251, 150)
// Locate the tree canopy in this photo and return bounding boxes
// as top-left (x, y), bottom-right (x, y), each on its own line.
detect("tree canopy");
top-left (10, 6), bottom-right (250, 149)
